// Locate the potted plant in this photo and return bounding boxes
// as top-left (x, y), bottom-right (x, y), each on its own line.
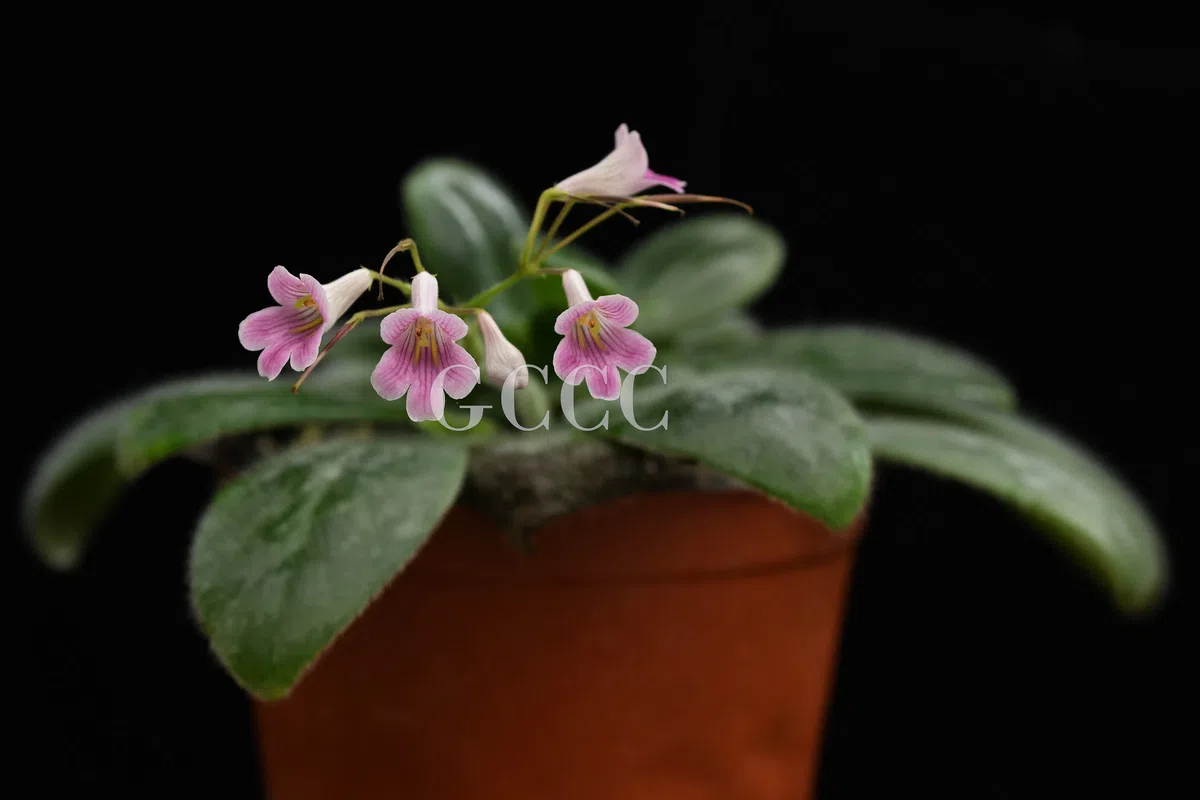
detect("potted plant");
top-left (23, 125), bottom-right (1166, 800)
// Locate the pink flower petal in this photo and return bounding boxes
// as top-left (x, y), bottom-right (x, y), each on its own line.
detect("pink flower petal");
top-left (434, 344), bottom-right (479, 400)
top-left (372, 317), bottom-right (479, 420)
top-left (289, 331), bottom-right (322, 372)
top-left (584, 362), bottom-right (623, 401)
top-left (405, 358), bottom-right (439, 422)
top-left (267, 266), bottom-right (308, 306)
top-left (258, 340), bottom-right (294, 381)
top-left (370, 343), bottom-right (416, 401)
top-left (243, 266), bottom-right (337, 380)
top-left (599, 325), bottom-right (657, 374)
top-left (554, 300), bottom-right (597, 335)
top-left (552, 288), bottom-right (658, 401)
top-left (555, 127), bottom-right (650, 197)
top-left (380, 308), bottom-right (420, 346)
top-left (430, 309), bottom-right (468, 341)
top-left (614, 123), bottom-right (630, 147)
top-left (239, 306), bottom-right (305, 350)
top-left (300, 274), bottom-right (331, 329)
top-left (640, 169), bottom-right (687, 193)
top-left (552, 335), bottom-right (590, 386)
top-left (594, 295), bottom-right (640, 327)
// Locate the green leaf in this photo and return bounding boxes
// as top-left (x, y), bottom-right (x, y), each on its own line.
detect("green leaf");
top-left (22, 398), bottom-right (138, 570)
top-left (22, 359), bottom-right (414, 571)
top-left (401, 158), bottom-right (534, 329)
top-left (669, 324), bottom-right (1016, 413)
top-left (189, 437), bottom-right (468, 699)
top-left (668, 311), bottom-right (764, 349)
top-left (597, 366), bottom-right (872, 530)
top-left (614, 214), bottom-right (785, 340)
top-left (866, 414), bottom-right (1167, 614)
top-left (116, 360), bottom-right (412, 476)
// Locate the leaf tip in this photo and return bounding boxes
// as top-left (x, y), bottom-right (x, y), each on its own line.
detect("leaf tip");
top-left (31, 530), bottom-right (84, 572)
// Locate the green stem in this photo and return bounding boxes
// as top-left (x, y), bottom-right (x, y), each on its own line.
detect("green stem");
top-left (351, 303), bottom-right (410, 320)
top-left (406, 241), bottom-right (428, 273)
top-left (462, 272), bottom-right (525, 309)
top-left (380, 238), bottom-right (426, 274)
top-left (519, 189), bottom-right (558, 271)
top-left (537, 203), bottom-right (630, 263)
top-left (533, 199), bottom-right (576, 264)
top-left (364, 270), bottom-right (412, 294)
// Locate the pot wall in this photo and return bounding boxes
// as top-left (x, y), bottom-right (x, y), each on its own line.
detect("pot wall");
top-left (255, 490), bottom-right (862, 800)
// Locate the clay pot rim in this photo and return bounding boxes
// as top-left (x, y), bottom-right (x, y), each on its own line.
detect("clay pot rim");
top-left (407, 489), bottom-right (869, 586)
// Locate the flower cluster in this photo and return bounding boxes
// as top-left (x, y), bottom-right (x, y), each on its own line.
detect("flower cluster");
top-left (237, 124), bottom-right (734, 423)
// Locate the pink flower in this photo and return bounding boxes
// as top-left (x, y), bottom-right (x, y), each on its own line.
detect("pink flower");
top-left (239, 266), bottom-right (372, 380)
top-left (552, 270), bottom-right (657, 401)
top-left (555, 124), bottom-right (686, 198)
top-left (371, 272), bottom-right (480, 422)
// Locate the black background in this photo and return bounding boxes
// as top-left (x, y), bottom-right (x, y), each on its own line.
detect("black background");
top-left (13, 3), bottom-right (1195, 797)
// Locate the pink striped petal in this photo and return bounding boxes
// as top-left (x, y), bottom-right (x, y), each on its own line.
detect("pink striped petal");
top-left (405, 360), bottom-right (439, 422)
top-left (639, 169), bottom-right (687, 193)
top-left (552, 334), bottom-right (591, 386)
top-left (552, 290), bottom-right (657, 401)
top-left (599, 325), bottom-right (657, 374)
top-left (430, 308), bottom-right (468, 341)
top-left (370, 344), bottom-right (416, 401)
top-left (380, 308), bottom-right (421, 346)
top-left (584, 362), bottom-right (623, 401)
top-left (554, 300), bottom-right (597, 335)
top-left (258, 340), bottom-right (295, 381)
top-left (266, 266), bottom-right (308, 306)
top-left (241, 267), bottom-right (339, 380)
top-left (403, 349), bottom-right (479, 421)
top-left (594, 295), bottom-right (640, 327)
top-left (371, 311), bottom-right (479, 420)
top-left (289, 331), bottom-right (322, 372)
top-left (552, 333), bottom-right (623, 400)
top-left (303, 275), bottom-right (332, 328)
top-left (238, 306), bottom-right (306, 349)
top-left (437, 342), bottom-right (480, 399)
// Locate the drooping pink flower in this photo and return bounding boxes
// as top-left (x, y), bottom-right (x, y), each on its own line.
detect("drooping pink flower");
top-left (476, 310), bottom-right (529, 389)
top-left (239, 266), bottom-right (372, 380)
top-left (371, 272), bottom-right (480, 422)
top-left (555, 124), bottom-right (686, 198)
top-left (552, 270), bottom-right (657, 401)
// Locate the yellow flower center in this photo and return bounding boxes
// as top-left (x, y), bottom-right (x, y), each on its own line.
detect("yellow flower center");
top-left (413, 317), bottom-right (440, 367)
top-left (289, 295), bottom-right (324, 334)
top-left (575, 310), bottom-right (607, 351)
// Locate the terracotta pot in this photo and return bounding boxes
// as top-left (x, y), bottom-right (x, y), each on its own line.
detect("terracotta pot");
top-left (255, 490), bottom-right (863, 800)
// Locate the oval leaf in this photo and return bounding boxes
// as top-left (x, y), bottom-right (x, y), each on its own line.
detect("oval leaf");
top-left (22, 399), bottom-right (138, 570)
top-left (670, 324), bottom-right (1016, 412)
top-left (23, 358), bottom-right (408, 571)
top-left (597, 366), bottom-right (872, 530)
top-left (401, 158), bottom-right (533, 328)
top-left (615, 214), bottom-right (785, 340)
top-left (866, 415), bottom-right (1167, 614)
top-left (116, 360), bottom-right (412, 476)
top-left (668, 311), bottom-right (764, 349)
top-left (189, 437), bottom-right (469, 699)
